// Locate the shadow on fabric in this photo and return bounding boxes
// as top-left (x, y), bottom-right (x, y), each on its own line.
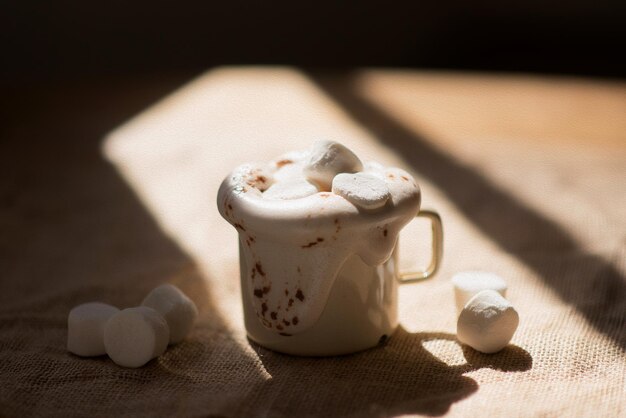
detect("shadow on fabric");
top-left (0, 75), bottom-right (265, 416)
top-left (308, 72), bottom-right (626, 352)
top-left (248, 328), bottom-right (531, 417)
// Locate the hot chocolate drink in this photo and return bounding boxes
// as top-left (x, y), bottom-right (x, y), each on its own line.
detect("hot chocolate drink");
top-left (217, 141), bottom-right (439, 355)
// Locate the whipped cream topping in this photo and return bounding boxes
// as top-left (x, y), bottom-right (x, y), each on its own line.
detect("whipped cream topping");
top-left (217, 142), bottom-right (420, 335)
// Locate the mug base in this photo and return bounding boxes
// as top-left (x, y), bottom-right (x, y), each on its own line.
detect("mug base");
top-left (246, 327), bottom-right (396, 357)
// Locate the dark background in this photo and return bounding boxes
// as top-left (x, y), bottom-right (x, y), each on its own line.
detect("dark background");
top-left (2, 0), bottom-right (625, 84)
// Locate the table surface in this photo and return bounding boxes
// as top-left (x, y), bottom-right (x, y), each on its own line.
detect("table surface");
top-left (1, 68), bottom-right (625, 417)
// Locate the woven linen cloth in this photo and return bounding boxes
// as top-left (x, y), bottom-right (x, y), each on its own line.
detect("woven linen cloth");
top-left (1, 68), bottom-right (624, 417)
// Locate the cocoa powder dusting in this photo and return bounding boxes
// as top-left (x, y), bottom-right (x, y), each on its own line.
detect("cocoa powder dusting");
top-left (295, 289), bottom-right (304, 301)
top-left (292, 316), bottom-right (299, 325)
top-left (253, 288), bottom-right (263, 298)
top-left (270, 312), bottom-right (277, 320)
top-left (302, 237), bottom-right (325, 248)
top-left (255, 262), bottom-right (265, 276)
top-left (275, 159), bottom-right (293, 168)
top-left (261, 303), bottom-right (268, 316)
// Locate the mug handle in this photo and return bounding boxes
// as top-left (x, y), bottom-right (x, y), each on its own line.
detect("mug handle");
top-left (397, 209), bottom-right (443, 283)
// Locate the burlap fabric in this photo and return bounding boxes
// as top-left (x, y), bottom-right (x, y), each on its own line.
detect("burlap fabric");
top-left (1, 68), bottom-right (624, 417)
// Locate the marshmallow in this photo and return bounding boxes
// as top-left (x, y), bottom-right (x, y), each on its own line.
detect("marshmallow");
top-left (303, 141), bottom-right (363, 191)
top-left (452, 271), bottom-right (507, 313)
top-left (332, 172), bottom-right (391, 210)
top-left (104, 307), bottom-right (169, 368)
top-left (67, 302), bottom-right (120, 357)
top-left (457, 290), bottom-right (519, 354)
top-left (141, 284), bottom-right (198, 344)
top-left (263, 177), bottom-right (319, 200)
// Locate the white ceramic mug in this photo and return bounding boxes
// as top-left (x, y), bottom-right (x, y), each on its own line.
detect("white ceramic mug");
top-left (238, 210), bottom-right (443, 356)
top-left (218, 161), bottom-right (443, 356)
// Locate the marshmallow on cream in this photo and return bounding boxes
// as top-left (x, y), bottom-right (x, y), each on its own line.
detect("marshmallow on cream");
top-left (332, 172), bottom-right (391, 210)
top-left (303, 140), bottom-right (363, 191)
